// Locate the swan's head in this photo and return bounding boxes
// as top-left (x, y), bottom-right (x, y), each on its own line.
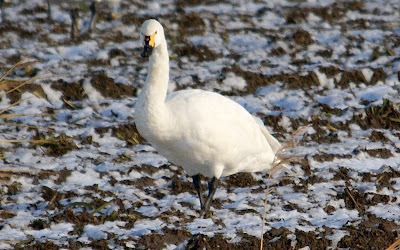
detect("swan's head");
top-left (140, 19), bottom-right (165, 58)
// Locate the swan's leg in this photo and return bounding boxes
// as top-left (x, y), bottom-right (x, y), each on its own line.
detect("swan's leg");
top-left (0, 0), bottom-right (5, 23)
top-left (88, 1), bottom-right (98, 33)
top-left (46, 0), bottom-right (51, 21)
top-left (203, 177), bottom-right (219, 212)
top-left (192, 174), bottom-right (205, 209)
top-left (70, 7), bottom-right (79, 40)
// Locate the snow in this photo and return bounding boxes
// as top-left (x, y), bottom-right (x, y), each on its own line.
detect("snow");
top-left (355, 84), bottom-right (397, 102)
top-left (222, 73), bottom-right (246, 91)
top-left (27, 223), bottom-right (75, 241)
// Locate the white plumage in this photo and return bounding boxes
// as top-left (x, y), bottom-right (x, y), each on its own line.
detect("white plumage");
top-left (135, 19), bottom-right (281, 213)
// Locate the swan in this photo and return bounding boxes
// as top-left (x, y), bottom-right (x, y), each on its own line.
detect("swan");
top-left (47, 0), bottom-right (121, 35)
top-left (135, 19), bottom-right (282, 213)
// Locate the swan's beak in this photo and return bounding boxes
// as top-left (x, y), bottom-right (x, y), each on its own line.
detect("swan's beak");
top-left (141, 33), bottom-right (155, 58)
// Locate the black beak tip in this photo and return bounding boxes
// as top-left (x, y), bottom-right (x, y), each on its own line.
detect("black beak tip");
top-left (141, 46), bottom-right (153, 58)
top-left (140, 51), bottom-right (147, 58)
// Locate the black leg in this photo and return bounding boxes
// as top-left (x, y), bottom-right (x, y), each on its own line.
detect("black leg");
top-left (70, 7), bottom-right (79, 40)
top-left (46, 0), bottom-right (52, 21)
top-left (192, 174), bottom-right (205, 209)
top-left (0, 0), bottom-right (5, 23)
top-left (203, 177), bottom-right (219, 213)
top-left (88, 1), bottom-right (98, 33)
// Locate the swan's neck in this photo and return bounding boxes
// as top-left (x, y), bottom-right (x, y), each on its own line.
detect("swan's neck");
top-left (141, 41), bottom-right (169, 108)
top-left (146, 42), bottom-right (169, 101)
top-left (136, 41), bottom-right (171, 139)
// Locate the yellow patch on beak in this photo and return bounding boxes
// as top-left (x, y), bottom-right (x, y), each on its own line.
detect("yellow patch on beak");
top-left (149, 33), bottom-right (155, 47)
top-left (145, 33), bottom-right (156, 48)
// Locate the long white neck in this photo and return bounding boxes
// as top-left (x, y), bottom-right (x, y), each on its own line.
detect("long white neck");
top-left (145, 41), bottom-right (169, 103)
top-left (136, 40), bottom-right (171, 140)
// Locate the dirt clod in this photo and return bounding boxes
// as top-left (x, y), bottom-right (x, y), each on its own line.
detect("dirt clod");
top-left (174, 43), bottom-right (218, 62)
top-left (369, 68), bottom-right (387, 84)
top-left (171, 176), bottom-right (197, 195)
top-left (365, 148), bottom-right (393, 159)
top-left (32, 133), bottom-right (78, 157)
top-left (136, 228), bottom-right (192, 250)
top-left (113, 124), bottom-right (146, 145)
top-left (292, 30), bottom-right (313, 45)
top-left (52, 79), bottom-right (87, 101)
top-left (91, 72), bottom-right (135, 99)
top-left (338, 214), bottom-right (399, 249)
top-left (225, 173), bottom-right (258, 187)
top-left (356, 99), bottom-right (400, 130)
top-left (5, 83), bottom-right (46, 104)
top-left (186, 234), bottom-right (231, 250)
top-left (179, 13), bottom-right (205, 35)
top-left (338, 70), bottom-right (368, 88)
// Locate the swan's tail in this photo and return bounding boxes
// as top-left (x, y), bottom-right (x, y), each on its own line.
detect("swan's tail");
top-left (253, 116), bottom-right (297, 176)
top-left (253, 116), bottom-right (281, 154)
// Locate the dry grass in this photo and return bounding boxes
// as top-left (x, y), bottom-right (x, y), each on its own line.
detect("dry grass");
top-left (0, 138), bottom-right (71, 144)
top-left (0, 60), bottom-right (57, 183)
top-left (259, 125), bottom-right (310, 250)
top-left (0, 98), bottom-right (25, 115)
top-left (0, 168), bottom-right (35, 184)
top-left (387, 238), bottom-right (400, 250)
top-left (0, 58), bottom-right (48, 104)
top-left (0, 59), bottom-right (43, 91)
top-left (67, 199), bottom-right (115, 216)
top-left (0, 60), bottom-right (54, 143)
top-left (0, 122), bottom-right (46, 129)
top-left (0, 113), bottom-right (50, 119)
top-left (0, 239), bottom-right (33, 245)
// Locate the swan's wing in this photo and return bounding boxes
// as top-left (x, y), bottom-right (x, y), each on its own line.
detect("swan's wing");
top-left (253, 116), bottom-right (281, 154)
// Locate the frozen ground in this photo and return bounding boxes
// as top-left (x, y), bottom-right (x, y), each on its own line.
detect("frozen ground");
top-left (0, 0), bottom-right (400, 249)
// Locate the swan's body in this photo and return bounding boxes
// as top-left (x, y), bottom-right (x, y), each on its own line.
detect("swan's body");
top-left (135, 19), bottom-right (281, 213)
top-left (137, 89), bottom-right (280, 178)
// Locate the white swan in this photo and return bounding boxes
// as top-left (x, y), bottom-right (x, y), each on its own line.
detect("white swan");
top-left (135, 19), bottom-right (282, 213)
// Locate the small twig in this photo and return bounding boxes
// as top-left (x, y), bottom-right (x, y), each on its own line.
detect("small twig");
top-left (260, 185), bottom-right (274, 250)
top-left (5, 111), bottom-right (51, 119)
top-left (0, 168), bottom-right (35, 175)
top-left (9, 60), bottom-right (40, 70)
top-left (0, 238), bottom-right (33, 245)
top-left (0, 122), bottom-right (45, 129)
top-left (0, 210), bottom-right (16, 216)
top-left (0, 59), bottom-right (26, 82)
top-left (62, 98), bottom-right (76, 109)
top-left (0, 59), bottom-right (39, 83)
top-left (68, 201), bottom-right (94, 210)
top-left (375, 175), bottom-right (385, 184)
top-left (0, 138), bottom-right (70, 144)
top-left (345, 187), bottom-right (360, 210)
top-left (91, 200), bottom-right (114, 215)
top-left (67, 200), bottom-right (114, 215)
top-left (4, 70), bottom-right (49, 95)
top-left (386, 238), bottom-right (400, 250)
top-left (0, 113), bottom-right (50, 119)
top-left (48, 192), bottom-right (58, 208)
top-left (260, 125), bottom-right (310, 249)
top-left (0, 98), bottom-right (28, 115)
